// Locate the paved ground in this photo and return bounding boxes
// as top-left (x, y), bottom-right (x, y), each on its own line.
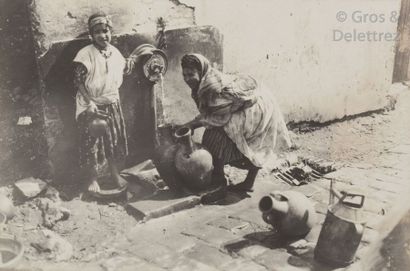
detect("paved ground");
top-left (8, 85), bottom-right (410, 270)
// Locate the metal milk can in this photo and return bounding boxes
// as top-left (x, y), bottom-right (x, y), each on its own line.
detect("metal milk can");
top-left (314, 186), bottom-right (367, 267)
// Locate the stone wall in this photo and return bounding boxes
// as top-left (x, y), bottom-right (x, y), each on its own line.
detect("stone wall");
top-left (185, 0), bottom-right (401, 123)
top-left (28, 0), bottom-right (195, 58)
top-left (0, 0), bottom-right (48, 184)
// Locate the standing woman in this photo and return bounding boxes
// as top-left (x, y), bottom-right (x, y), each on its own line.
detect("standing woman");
top-left (180, 54), bottom-right (292, 192)
top-left (73, 12), bottom-right (133, 193)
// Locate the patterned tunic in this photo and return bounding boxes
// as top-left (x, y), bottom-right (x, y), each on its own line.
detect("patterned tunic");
top-left (73, 44), bottom-right (128, 177)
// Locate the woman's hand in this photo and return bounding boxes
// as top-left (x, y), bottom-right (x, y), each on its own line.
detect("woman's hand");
top-left (173, 123), bottom-right (195, 136)
top-left (124, 57), bottom-right (136, 75)
top-left (176, 118), bottom-right (203, 133)
top-left (85, 104), bottom-right (111, 121)
top-left (85, 103), bottom-right (98, 115)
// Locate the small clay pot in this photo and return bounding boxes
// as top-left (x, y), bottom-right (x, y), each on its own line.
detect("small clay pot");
top-left (0, 195), bottom-right (14, 220)
top-left (88, 118), bottom-right (108, 137)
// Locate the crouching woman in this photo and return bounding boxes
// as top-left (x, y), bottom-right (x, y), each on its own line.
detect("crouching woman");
top-left (180, 54), bottom-right (292, 192)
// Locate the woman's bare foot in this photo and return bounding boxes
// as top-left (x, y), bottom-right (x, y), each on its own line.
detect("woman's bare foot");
top-left (228, 182), bottom-right (254, 192)
top-left (228, 166), bottom-right (259, 193)
top-left (88, 180), bottom-right (101, 193)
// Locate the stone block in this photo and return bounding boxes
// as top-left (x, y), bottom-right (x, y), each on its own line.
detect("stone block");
top-left (127, 240), bottom-right (181, 269)
top-left (362, 197), bottom-right (386, 215)
top-left (169, 258), bottom-right (218, 271)
top-left (229, 209), bottom-right (269, 230)
top-left (164, 236), bottom-right (197, 253)
top-left (371, 169), bottom-right (409, 186)
top-left (304, 224), bottom-right (323, 243)
top-left (206, 216), bottom-right (250, 232)
top-left (100, 256), bottom-right (166, 271)
top-left (326, 167), bottom-right (370, 184)
top-left (314, 202), bottom-right (328, 216)
top-left (237, 244), bottom-right (270, 259)
top-left (291, 184), bottom-right (322, 198)
top-left (368, 179), bottom-right (404, 194)
top-left (184, 243), bottom-right (234, 268)
top-left (220, 258), bottom-right (268, 271)
top-left (181, 224), bottom-right (239, 247)
top-left (14, 177), bottom-right (47, 199)
top-left (126, 191), bottom-right (201, 221)
top-left (310, 188), bottom-right (331, 204)
top-left (199, 185), bottom-right (227, 204)
top-left (361, 228), bottom-right (380, 245)
top-left (366, 213), bottom-right (387, 230)
top-left (253, 248), bottom-right (298, 271)
top-left (221, 238), bottom-right (253, 254)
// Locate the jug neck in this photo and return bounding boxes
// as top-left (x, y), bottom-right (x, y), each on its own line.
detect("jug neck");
top-left (259, 195), bottom-right (289, 215)
top-left (174, 127), bottom-right (194, 154)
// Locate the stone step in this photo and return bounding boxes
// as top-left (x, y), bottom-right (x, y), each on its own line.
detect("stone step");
top-left (126, 186), bottom-right (226, 221)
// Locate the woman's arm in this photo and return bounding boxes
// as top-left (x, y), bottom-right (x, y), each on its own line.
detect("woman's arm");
top-left (179, 115), bottom-right (204, 131)
top-left (74, 63), bottom-right (97, 113)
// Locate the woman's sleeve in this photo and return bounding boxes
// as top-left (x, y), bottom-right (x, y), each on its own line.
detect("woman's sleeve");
top-left (74, 63), bottom-right (97, 117)
top-left (195, 92), bottom-right (233, 127)
top-left (73, 63), bottom-right (87, 93)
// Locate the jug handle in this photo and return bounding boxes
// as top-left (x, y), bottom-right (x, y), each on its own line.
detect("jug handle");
top-left (354, 223), bottom-right (364, 235)
top-left (330, 187), bottom-right (347, 201)
top-left (342, 193), bottom-right (365, 208)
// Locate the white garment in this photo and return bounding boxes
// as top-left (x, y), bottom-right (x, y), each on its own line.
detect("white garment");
top-left (73, 44), bottom-right (125, 119)
top-left (222, 83), bottom-right (292, 168)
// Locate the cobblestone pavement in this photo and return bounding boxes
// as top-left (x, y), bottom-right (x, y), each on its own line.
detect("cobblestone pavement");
top-left (25, 88), bottom-right (410, 271)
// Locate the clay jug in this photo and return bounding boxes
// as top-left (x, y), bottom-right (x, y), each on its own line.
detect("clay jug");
top-left (314, 189), bottom-right (366, 267)
top-left (174, 127), bottom-right (213, 191)
top-left (259, 190), bottom-right (316, 237)
top-left (88, 117), bottom-right (108, 138)
top-left (153, 125), bottom-right (184, 192)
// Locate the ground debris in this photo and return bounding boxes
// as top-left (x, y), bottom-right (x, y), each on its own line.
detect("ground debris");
top-left (31, 229), bottom-right (73, 261)
top-left (34, 196), bottom-right (70, 229)
top-left (100, 256), bottom-right (142, 271)
top-left (14, 177), bottom-right (47, 199)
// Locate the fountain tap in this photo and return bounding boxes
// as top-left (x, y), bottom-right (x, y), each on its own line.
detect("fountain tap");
top-left (129, 43), bottom-right (168, 82)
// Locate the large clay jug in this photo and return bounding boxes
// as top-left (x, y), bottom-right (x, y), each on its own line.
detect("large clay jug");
top-left (153, 125), bottom-right (184, 192)
top-left (259, 190), bottom-right (316, 237)
top-left (174, 127), bottom-right (213, 191)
